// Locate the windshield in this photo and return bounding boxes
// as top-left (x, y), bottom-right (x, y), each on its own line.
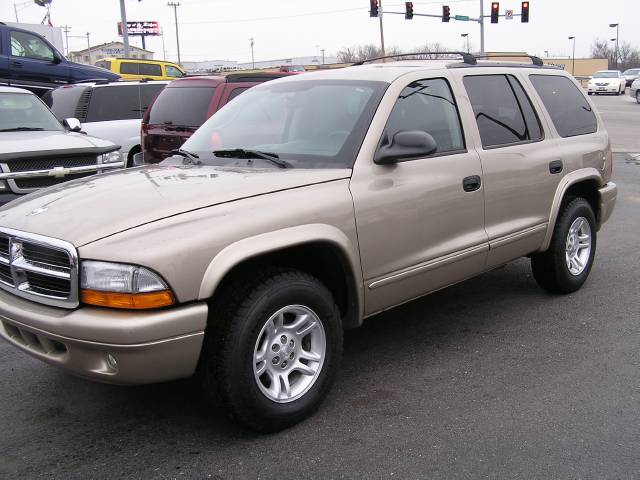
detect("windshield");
top-left (623, 69), bottom-right (640, 75)
top-left (0, 92), bottom-right (63, 132)
top-left (593, 72), bottom-right (619, 78)
top-left (181, 79), bottom-right (387, 169)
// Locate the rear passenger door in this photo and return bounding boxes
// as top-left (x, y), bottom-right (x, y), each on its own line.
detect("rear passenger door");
top-left (351, 77), bottom-right (488, 316)
top-left (462, 73), bottom-right (559, 268)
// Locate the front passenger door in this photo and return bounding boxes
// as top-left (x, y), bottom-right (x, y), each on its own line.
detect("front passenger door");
top-left (351, 78), bottom-right (488, 316)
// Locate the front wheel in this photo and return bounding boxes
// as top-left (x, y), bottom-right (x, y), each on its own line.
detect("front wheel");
top-left (531, 198), bottom-right (597, 294)
top-left (199, 269), bottom-right (342, 432)
top-left (636, 91), bottom-right (640, 104)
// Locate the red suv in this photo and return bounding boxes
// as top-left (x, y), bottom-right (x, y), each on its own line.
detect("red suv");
top-left (141, 73), bottom-right (289, 163)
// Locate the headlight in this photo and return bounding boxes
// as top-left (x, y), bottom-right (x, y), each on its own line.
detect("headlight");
top-left (80, 260), bottom-right (175, 309)
top-left (100, 150), bottom-right (122, 164)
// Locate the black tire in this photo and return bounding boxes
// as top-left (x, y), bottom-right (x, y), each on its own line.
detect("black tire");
top-left (199, 269), bottom-right (342, 432)
top-left (636, 91), bottom-right (640, 104)
top-left (531, 198), bottom-right (597, 294)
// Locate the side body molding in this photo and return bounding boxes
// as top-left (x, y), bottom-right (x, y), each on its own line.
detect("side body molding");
top-left (198, 224), bottom-right (364, 323)
top-left (540, 167), bottom-right (603, 252)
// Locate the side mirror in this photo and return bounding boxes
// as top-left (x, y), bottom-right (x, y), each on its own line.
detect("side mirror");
top-left (63, 118), bottom-right (82, 132)
top-left (374, 130), bottom-right (438, 165)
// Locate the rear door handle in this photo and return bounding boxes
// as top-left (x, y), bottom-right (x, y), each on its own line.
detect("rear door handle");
top-left (462, 175), bottom-right (482, 192)
top-left (549, 160), bottom-right (563, 174)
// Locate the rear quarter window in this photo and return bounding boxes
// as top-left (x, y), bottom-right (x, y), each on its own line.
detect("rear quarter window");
top-left (147, 86), bottom-right (215, 126)
top-left (529, 75), bottom-right (597, 137)
top-left (95, 61), bottom-right (111, 70)
top-left (42, 86), bottom-right (89, 120)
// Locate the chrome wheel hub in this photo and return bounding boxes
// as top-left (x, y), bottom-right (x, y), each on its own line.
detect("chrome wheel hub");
top-left (253, 305), bottom-right (326, 403)
top-left (565, 216), bottom-right (592, 276)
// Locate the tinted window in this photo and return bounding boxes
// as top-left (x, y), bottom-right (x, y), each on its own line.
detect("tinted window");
top-left (227, 87), bottom-right (249, 102)
top-left (119, 62), bottom-right (139, 75)
top-left (86, 85), bottom-right (143, 121)
top-left (10, 30), bottom-right (54, 61)
top-left (139, 84), bottom-right (166, 114)
top-left (530, 75), bottom-right (597, 138)
top-left (139, 63), bottom-right (162, 77)
top-left (95, 60), bottom-right (111, 70)
top-left (464, 75), bottom-right (542, 148)
top-left (382, 78), bottom-right (464, 155)
top-left (43, 86), bottom-right (89, 120)
top-left (147, 87), bottom-right (215, 126)
top-left (165, 65), bottom-right (183, 78)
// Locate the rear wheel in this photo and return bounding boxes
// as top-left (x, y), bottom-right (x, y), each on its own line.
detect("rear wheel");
top-left (199, 269), bottom-right (342, 432)
top-left (636, 91), bottom-right (640, 104)
top-left (531, 198), bottom-right (597, 294)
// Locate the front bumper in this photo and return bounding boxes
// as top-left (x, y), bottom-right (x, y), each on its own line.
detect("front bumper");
top-left (598, 182), bottom-right (617, 227)
top-left (0, 290), bottom-right (208, 385)
top-left (588, 85), bottom-right (620, 94)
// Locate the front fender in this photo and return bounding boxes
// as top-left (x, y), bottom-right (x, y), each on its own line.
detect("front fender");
top-left (540, 168), bottom-right (603, 251)
top-left (197, 223), bottom-right (364, 320)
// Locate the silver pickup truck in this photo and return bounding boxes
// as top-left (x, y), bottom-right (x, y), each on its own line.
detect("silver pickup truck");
top-left (0, 56), bottom-right (617, 432)
top-left (0, 86), bottom-right (123, 206)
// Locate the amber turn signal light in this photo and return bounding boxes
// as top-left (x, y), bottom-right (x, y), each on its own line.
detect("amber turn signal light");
top-left (81, 289), bottom-right (175, 309)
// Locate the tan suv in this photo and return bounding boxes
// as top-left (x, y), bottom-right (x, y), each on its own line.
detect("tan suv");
top-left (0, 54), bottom-right (618, 432)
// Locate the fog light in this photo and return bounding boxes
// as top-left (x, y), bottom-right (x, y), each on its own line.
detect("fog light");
top-left (106, 353), bottom-right (118, 370)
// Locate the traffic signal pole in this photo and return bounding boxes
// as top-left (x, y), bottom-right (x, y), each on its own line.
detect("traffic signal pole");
top-left (479, 0), bottom-right (485, 55)
top-left (379, 0), bottom-right (385, 56)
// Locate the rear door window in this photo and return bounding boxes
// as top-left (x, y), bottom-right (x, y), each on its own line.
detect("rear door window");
top-left (463, 74), bottom-right (543, 148)
top-left (86, 85), bottom-right (143, 121)
top-left (119, 62), bottom-right (139, 75)
top-left (529, 75), bottom-right (598, 137)
top-left (147, 87), bottom-right (215, 126)
top-left (139, 63), bottom-right (162, 77)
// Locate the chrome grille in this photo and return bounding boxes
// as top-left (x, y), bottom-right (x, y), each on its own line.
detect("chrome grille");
top-left (0, 228), bottom-right (78, 309)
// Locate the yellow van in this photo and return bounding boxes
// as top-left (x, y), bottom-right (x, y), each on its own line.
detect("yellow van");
top-left (95, 58), bottom-right (186, 81)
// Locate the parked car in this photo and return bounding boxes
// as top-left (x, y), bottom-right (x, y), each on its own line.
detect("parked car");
top-left (0, 22), bottom-right (119, 96)
top-left (622, 68), bottom-right (640, 87)
top-left (94, 58), bottom-right (186, 81)
top-left (279, 65), bottom-right (305, 73)
top-left (0, 86), bottom-right (122, 206)
top-left (43, 80), bottom-right (168, 166)
top-left (631, 77), bottom-right (640, 104)
top-left (0, 56), bottom-right (617, 432)
top-left (141, 72), bottom-right (289, 163)
top-left (587, 70), bottom-right (626, 95)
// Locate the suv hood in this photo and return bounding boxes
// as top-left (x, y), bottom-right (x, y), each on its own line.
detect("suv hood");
top-left (0, 163), bottom-right (350, 247)
top-left (0, 131), bottom-right (116, 156)
top-left (69, 62), bottom-right (120, 80)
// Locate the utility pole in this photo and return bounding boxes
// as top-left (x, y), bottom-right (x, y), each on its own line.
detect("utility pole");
top-left (461, 33), bottom-right (470, 53)
top-left (250, 37), bottom-right (255, 69)
top-left (161, 27), bottom-right (167, 60)
top-left (62, 25), bottom-right (71, 56)
top-left (86, 32), bottom-right (90, 50)
top-left (168, 2), bottom-right (181, 64)
top-left (119, 0), bottom-right (130, 57)
top-left (568, 36), bottom-right (576, 75)
top-left (609, 23), bottom-right (619, 70)
top-left (378, 0), bottom-right (385, 56)
top-left (479, 0), bottom-right (485, 55)
top-left (321, 48), bottom-right (325, 64)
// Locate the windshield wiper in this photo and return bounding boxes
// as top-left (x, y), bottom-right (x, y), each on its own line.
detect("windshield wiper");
top-left (170, 148), bottom-right (201, 164)
top-left (0, 127), bottom-right (45, 132)
top-left (212, 148), bottom-right (292, 169)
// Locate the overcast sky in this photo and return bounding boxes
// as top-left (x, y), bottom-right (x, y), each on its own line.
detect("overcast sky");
top-left (2, 0), bottom-right (638, 63)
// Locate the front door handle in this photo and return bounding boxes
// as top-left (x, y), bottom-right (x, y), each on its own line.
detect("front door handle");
top-left (11, 61), bottom-right (23, 68)
top-left (549, 160), bottom-right (563, 174)
top-left (462, 175), bottom-right (482, 192)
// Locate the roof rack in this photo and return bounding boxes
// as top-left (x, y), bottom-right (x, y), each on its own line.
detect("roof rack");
top-left (354, 51), bottom-right (477, 66)
top-left (474, 54), bottom-right (544, 66)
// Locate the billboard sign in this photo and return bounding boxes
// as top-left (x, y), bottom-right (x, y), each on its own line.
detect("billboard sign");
top-left (117, 21), bottom-right (160, 36)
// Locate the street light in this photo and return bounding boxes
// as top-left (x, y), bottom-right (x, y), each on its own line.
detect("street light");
top-left (568, 36), bottom-right (576, 76)
top-left (609, 23), bottom-right (619, 70)
top-left (461, 33), bottom-right (470, 54)
top-left (250, 37), bottom-right (255, 69)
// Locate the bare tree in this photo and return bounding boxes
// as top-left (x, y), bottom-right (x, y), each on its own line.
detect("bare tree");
top-left (591, 39), bottom-right (640, 71)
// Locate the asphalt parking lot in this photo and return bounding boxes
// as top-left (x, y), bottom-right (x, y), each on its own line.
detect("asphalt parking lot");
top-left (1, 92), bottom-right (639, 480)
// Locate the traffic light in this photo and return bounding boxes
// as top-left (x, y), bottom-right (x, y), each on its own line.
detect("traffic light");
top-left (369, 0), bottom-right (379, 17)
top-left (442, 5), bottom-right (450, 22)
top-left (521, 1), bottom-right (529, 23)
top-left (491, 2), bottom-right (499, 23)
top-left (405, 2), bottom-right (414, 20)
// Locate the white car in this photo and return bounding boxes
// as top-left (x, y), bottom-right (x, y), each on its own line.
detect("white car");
top-left (587, 70), bottom-right (626, 95)
top-left (631, 78), bottom-right (640, 104)
top-left (43, 80), bottom-right (168, 166)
